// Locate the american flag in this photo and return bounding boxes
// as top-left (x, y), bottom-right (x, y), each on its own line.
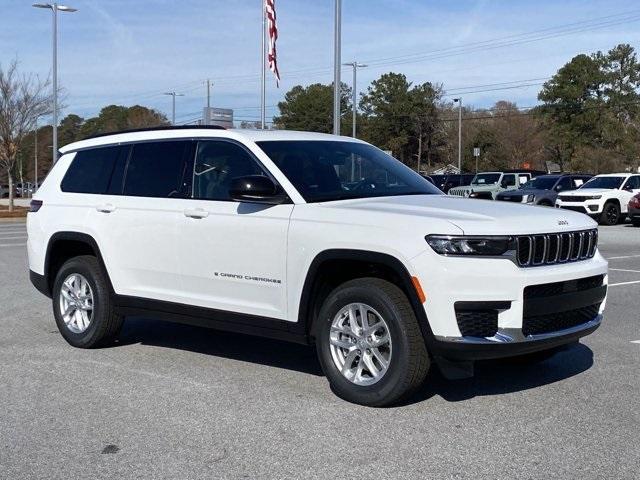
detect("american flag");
top-left (265, 0), bottom-right (280, 87)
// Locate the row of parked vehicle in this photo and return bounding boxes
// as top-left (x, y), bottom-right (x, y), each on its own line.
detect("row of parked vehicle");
top-left (424, 170), bottom-right (640, 226)
top-left (0, 182), bottom-right (37, 199)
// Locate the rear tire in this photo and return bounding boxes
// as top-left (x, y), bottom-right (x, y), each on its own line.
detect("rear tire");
top-left (315, 278), bottom-right (430, 407)
top-left (599, 202), bottom-right (620, 226)
top-left (52, 255), bottom-right (123, 348)
top-left (632, 219), bottom-right (640, 227)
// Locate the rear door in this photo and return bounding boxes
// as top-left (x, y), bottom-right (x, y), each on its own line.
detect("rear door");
top-left (176, 139), bottom-right (293, 320)
top-left (90, 140), bottom-right (192, 302)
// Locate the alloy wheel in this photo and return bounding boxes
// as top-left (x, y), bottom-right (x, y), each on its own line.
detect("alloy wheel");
top-left (58, 273), bottom-right (94, 334)
top-left (329, 303), bottom-right (392, 386)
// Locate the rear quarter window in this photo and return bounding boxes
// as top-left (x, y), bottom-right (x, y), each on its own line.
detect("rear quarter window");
top-left (60, 146), bottom-right (122, 194)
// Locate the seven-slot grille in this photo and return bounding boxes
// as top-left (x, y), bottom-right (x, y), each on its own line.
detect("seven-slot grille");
top-left (558, 195), bottom-right (589, 202)
top-left (516, 229), bottom-right (597, 267)
top-left (448, 188), bottom-right (470, 197)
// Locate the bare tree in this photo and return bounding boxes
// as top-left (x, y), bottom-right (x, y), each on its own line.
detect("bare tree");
top-left (0, 60), bottom-right (52, 211)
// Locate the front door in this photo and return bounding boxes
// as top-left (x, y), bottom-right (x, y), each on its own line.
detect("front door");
top-left (176, 140), bottom-right (293, 320)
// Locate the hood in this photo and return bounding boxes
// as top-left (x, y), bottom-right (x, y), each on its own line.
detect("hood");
top-left (561, 188), bottom-right (615, 196)
top-left (316, 194), bottom-right (597, 235)
top-left (499, 188), bottom-right (546, 197)
top-left (450, 184), bottom-right (496, 193)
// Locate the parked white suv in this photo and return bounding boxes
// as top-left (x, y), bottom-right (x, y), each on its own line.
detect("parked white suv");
top-left (28, 127), bottom-right (608, 406)
top-left (555, 173), bottom-right (640, 225)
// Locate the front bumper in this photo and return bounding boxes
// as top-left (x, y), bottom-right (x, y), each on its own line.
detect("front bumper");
top-left (410, 247), bottom-right (608, 360)
top-left (556, 200), bottom-right (603, 215)
top-left (433, 315), bottom-right (601, 360)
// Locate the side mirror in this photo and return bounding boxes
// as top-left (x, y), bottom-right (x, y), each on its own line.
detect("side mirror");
top-left (555, 185), bottom-right (563, 192)
top-left (229, 175), bottom-right (288, 204)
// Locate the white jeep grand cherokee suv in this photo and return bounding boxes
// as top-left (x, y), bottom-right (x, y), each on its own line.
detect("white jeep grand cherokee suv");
top-left (28, 127), bottom-right (608, 406)
top-left (555, 173), bottom-right (640, 225)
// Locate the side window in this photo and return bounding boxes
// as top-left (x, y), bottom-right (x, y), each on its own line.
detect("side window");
top-left (572, 177), bottom-right (586, 188)
top-left (61, 146), bottom-right (122, 194)
top-left (557, 177), bottom-right (574, 191)
top-left (624, 176), bottom-right (640, 190)
top-left (193, 141), bottom-right (265, 201)
top-left (503, 174), bottom-right (516, 187)
top-left (123, 141), bottom-right (190, 198)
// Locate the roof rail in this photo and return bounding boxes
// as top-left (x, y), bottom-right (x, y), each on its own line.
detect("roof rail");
top-left (84, 125), bottom-right (226, 140)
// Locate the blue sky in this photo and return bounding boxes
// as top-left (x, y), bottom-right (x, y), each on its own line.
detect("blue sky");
top-left (2, 0), bottom-right (640, 125)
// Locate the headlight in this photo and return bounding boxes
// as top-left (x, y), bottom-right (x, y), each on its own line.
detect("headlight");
top-left (426, 235), bottom-right (514, 256)
top-left (526, 194), bottom-right (535, 202)
top-left (586, 195), bottom-right (602, 200)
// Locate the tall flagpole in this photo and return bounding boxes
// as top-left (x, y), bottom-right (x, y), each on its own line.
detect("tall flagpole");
top-left (260, 0), bottom-right (266, 129)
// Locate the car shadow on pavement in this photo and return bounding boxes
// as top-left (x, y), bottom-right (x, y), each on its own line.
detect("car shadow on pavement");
top-left (115, 317), bottom-right (324, 376)
top-left (404, 342), bottom-right (594, 405)
top-left (114, 317), bottom-right (594, 403)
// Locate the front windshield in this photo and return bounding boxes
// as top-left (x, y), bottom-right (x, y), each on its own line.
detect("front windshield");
top-left (471, 173), bottom-right (500, 185)
top-left (580, 176), bottom-right (624, 190)
top-left (520, 176), bottom-right (558, 190)
top-left (257, 140), bottom-right (441, 202)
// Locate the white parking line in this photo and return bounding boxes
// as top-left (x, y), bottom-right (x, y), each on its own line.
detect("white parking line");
top-left (0, 236), bottom-right (27, 241)
top-left (606, 254), bottom-right (640, 260)
top-left (0, 243), bottom-right (26, 248)
top-left (610, 268), bottom-right (640, 273)
top-left (608, 280), bottom-right (640, 287)
top-left (631, 340), bottom-right (640, 344)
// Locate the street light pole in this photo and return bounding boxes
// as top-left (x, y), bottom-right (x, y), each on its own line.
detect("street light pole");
top-left (32, 3), bottom-right (77, 164)
top-left (453, 98), bottom-right (462, 173)
top-left (343, 62), bottom-right (367, 138)
top-left (333, 0), bottom-right (342, 136)
top-left (164, 92), bottom-right (184, 125)
top-left (34, 119), bottom-right (39, 191)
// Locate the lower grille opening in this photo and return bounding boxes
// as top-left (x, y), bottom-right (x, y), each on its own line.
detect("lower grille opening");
top-left (455, 301), bottom-right (510, 337)
top-left (522, 304), bottom-right (600, 336)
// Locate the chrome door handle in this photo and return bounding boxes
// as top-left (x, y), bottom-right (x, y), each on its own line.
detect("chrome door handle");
top-left (96, 203), bottom-right (116, 213)
top-left (184, 208), bottom-right (209, 219)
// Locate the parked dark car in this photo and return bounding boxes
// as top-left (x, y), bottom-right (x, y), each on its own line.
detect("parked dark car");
top-left (629, 192), bottom-right (640, 227)
top-left (496, 174), bottom-right (592, 206)
top-left (1, 184), bottom-right (9, 198)
top-left (429, 174), bottom-right (475, 193)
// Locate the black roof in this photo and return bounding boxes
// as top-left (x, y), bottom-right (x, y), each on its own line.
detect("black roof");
top-left (85, 125), bottom-right (225, 140)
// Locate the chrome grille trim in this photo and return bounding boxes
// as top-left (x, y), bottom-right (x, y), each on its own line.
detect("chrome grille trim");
top-left (515, 229), bottom-right (598, 268)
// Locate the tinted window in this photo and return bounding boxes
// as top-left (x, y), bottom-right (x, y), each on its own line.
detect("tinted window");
top-left (61, 146), bottom-right (121, 194)
top-left (258, 141), bottom-right (441, 202)
top-left (193, 141), bottom-right (265, 201)
top-left (123, 141), bottom-right (190, 198)
top-left (556, 177), bottom-right (574, 191)
top-left (623, 176), bottom-right (640, 190)
top-left (581, 176), bottom-right (625, 189)
top-left (502, 174), bottom-right (516, 187)
top-left (521, 176), bottom-right (558, 190)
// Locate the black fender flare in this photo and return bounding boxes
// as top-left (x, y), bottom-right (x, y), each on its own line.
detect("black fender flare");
top-left (291, 249), bottom-right (437, 350)
top-left (41, 231), bottom-right (114, 296)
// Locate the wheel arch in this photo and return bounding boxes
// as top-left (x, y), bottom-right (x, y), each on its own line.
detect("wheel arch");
top-left (43, 232), bottom-right (114, 297)
top-left (294, 249), bottom-right (436, 348)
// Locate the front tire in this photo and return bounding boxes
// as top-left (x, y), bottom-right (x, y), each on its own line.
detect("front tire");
top-left (599, 202), bottom-right (620, 226)
top-left (315, 278), bottom-right (429, 407)
top-left (52, 255), bottom-right (123, 348)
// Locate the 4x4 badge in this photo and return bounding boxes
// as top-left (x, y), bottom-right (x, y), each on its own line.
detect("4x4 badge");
top-left (558, 219), bottom-right (569, 225)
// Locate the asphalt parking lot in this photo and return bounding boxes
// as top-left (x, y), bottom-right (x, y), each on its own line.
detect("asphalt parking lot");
top-left (1, 220), bottom-right (639, 479)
